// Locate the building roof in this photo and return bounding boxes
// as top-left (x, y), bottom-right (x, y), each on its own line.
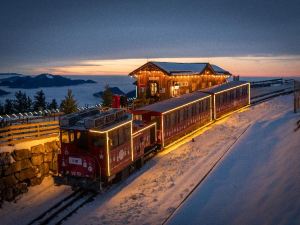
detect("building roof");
top-left (129, 61), bottom-right (231, 76)
top-left (133, 91), bottom-right (211, 114)
top-left (201, 81), bottom-right (249, 94)
top-left (211, 64), bottom-right (230, 75)
top-left (152, 62), bottom-right (208, 75)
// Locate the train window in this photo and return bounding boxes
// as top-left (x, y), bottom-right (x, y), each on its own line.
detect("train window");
top-left (196, 102), bottom-right (199, 114)
top-left (76, 131), bottom-right (81, 140)
top-left (180, 109), bottom-right (184, 122)
top-left (69, 131), bottom-right (75, 143)
top-left (119, 127), bottom-right (125, 145)
top-left (76, 131), bottom-right (88, 149)
top-left (124, 124), bottom-right (131, 141)
top-left (113, 130), bottom-right (119, 147)
top-left (61, 130), bottom-right (70, 143)
top-left (91, 133), bottom-right (106, 148)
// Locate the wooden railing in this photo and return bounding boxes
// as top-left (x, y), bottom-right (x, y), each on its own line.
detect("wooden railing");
top-left (0, 121), bottom-right (59, 146)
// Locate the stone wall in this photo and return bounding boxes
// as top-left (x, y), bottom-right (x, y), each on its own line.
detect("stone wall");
top-left (0, 140), bottom-right (60, 205)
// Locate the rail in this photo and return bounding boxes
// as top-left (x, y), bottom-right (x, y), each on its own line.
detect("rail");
top-left (0, 120), bottom-right (59, 146)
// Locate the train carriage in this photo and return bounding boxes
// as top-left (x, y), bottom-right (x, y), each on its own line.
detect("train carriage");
top-left (132, 91), bottom-right (212, 148)
top-left (57, 108), bottom-right (156, 189)
top-left (201, 81), bottom-right (250, 120)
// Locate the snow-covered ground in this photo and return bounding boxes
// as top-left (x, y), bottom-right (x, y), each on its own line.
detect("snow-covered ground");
top-left (167, 95), bottom-right (300, 225)
top-left (0, 177), bottom-right (72, 225)
top-left (62, 97), bottom-right (297, 224)
top-left (1, 95), bottom-right (298, 225)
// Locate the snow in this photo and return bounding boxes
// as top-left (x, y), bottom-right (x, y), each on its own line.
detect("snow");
top-left (63, 96), bottom-right (297, 225)
top-left (151, 62), bottom-right (230, 75)
top-left (46, 74), bottom-right (54, 79)
top-left (167, 95), bottom-right (300, 225)
top-left (0, 136), bottom-right (58, 153)
top-left (1, 95), bottom-right (298, 225)
top-left (152, 62), bottom-right (208, 74)
top-left (0, 177), bottom-right (72, 225)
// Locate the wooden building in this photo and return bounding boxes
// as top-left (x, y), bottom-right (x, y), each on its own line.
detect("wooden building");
top-left (129, 61), bottom-right (231, 103)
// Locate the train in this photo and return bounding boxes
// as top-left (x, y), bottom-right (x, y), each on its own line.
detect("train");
top-left (55, 81), bottom-right (250, 190)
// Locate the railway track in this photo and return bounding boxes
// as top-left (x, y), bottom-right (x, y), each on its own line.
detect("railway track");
top-left (27, 189), bottom-right (97, 225)
top-left (250, 87), bottom-right (293, 105)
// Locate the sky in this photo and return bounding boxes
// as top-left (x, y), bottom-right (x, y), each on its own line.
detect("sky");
top-left (0, 0), bottom-right (299, 76)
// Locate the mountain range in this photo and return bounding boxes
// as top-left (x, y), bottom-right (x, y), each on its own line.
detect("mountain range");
top-left (0, 73), bottom-right (96, 89)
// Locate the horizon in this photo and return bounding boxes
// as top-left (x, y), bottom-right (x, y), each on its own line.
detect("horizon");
top-left (2, 56), bottom-right (300, 77)
top-left (1, 1), bottom-right (299, 77)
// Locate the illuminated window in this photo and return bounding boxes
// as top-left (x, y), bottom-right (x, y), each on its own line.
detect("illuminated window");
top-left (149, 82), bottom-right (158, 96)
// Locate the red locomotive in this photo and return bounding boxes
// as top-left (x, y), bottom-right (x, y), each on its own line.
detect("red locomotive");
top-left (55, 81), bottom-right (250, 190)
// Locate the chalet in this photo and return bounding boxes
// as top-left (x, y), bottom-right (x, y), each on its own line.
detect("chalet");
top-left (129, 62), bottom-right (231, 102)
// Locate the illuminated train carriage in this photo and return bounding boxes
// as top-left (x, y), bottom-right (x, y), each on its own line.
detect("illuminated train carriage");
top-left (57, 108), bottom-right (156, 189)
top-left (201, 81), bottom-right (250, 120)
top-left (132, 91), bottom-right (212, 148)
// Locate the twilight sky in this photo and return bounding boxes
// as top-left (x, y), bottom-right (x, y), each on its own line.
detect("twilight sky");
top-left (0, 0), bottom-right (299, 76)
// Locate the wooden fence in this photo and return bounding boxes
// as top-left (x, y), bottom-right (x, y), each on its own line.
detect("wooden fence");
top-left (0, 121), bottom-right (59, 146)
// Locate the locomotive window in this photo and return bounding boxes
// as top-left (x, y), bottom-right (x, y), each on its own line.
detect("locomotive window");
top-left (77, 131), bottom-right (88, 149)
top-left (61, 130), bottom-right (70, 143)
top-left (91, 133), bottom-right (106, 148)
top-left (76, 131), bottom-right (81, 140)
top-left (69, 131), bottom-right (75, 143)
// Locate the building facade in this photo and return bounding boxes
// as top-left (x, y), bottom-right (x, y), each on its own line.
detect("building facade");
top-left (129, 61), bottom-right (231, 103)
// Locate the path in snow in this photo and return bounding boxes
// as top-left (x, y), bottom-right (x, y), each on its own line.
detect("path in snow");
top-left (64, 96), bottom-right (293, 225)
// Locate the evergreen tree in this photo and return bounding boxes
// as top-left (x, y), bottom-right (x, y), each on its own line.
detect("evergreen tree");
top-left (60, 89), bottom-right (78, 114)
top-left (4, 99), bottom-right (14, 114)
top-left (33, 90), bottom-right (46, 111)
top-left (102, 84), bottom-right (113, 107)
top-left (14, 91), bottom-right (29, 113)
top-left (25, 96), bottom-right (32, 112)
top-left (48, 99), bottom-right (58, 110)
top-left (120, 95), bottom-right (128, 108)
top-left (0, 102), bottom-right (4, 115)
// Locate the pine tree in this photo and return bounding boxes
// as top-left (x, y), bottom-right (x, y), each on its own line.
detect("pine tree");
top-left (4, 99), bottom-right (14, 114)
top-left (120, 95), bottom-right (128, 108)
top-left (25, 96), bottom-right (32, 112)
top-left (0, 102), bottom-right (4, 115)
top-left (102, 84), bottom-right (113, 107)
top-left (14, 91), bottom-right (29, 113)
top-left (48, 99), bottom-right (58, 110)
top-left (60, 89), bottom-right (78, 114)
top-left (33, 90), bottom-right (46, 111)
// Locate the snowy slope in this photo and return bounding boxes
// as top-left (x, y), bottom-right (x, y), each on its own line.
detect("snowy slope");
top-left (168, 96), bottom-right (300, 225)
top-left (63, 97), bottom-right (296, 225)
top-left (1, 95), bottom-right (297, 225)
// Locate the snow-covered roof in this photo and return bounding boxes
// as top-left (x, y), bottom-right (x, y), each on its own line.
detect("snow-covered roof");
top-left (129, 62), bottom-right (231, 76)
top-left (201, 81), bottom-right (249, 94)
top-left (133, 91), bottom-right (211, 114)
top-left (211, 64), bottom-right (230, 75)
top-left (152, 62), bottom-right (208, 75)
